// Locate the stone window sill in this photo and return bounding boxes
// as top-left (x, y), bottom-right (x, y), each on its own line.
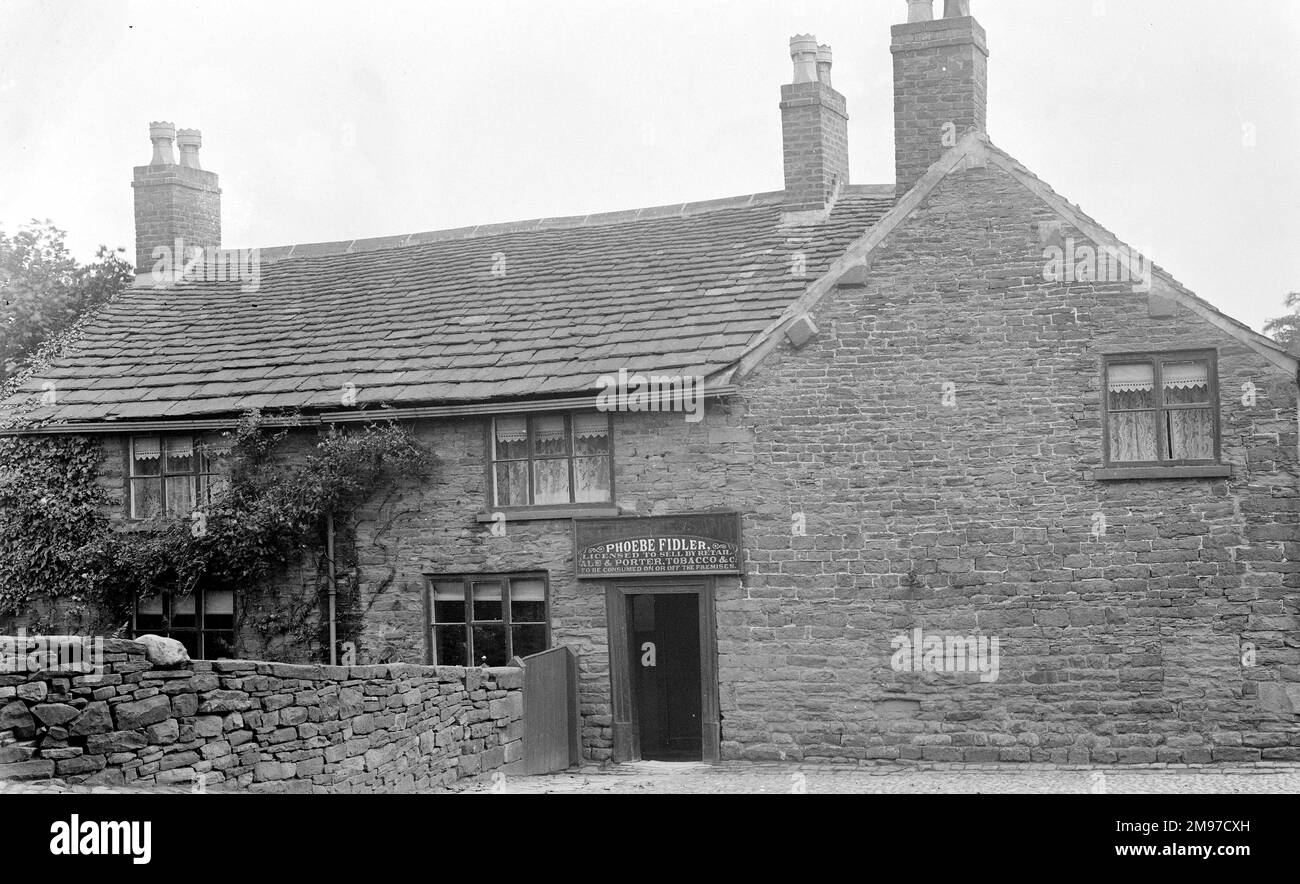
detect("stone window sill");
top-left (1094, 465), bottom-right (1232, 481)
top-left (475, 505), bottom-right (621, 523)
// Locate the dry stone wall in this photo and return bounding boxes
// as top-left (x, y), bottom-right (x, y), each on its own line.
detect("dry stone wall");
top-left (0, 636), bottom-right (523, 792)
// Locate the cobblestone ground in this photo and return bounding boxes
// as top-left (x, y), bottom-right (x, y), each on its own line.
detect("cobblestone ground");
top-left (4, 762), bottom-right (1299, 794)
top-left (0, 780), bottom-right (192, 795)
top-left (462, 761), bottom-right (1300, 794)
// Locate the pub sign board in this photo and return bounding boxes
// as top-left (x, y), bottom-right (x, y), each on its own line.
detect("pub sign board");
top-left (574, 512), bottom-right (743, 578)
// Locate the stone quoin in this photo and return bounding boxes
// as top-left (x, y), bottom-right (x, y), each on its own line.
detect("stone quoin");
top-left (3, 0), bottom-right (1298, 771)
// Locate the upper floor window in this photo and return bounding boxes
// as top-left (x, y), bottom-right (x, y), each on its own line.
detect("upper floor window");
top-left (1104, 351), bottom-right (1219, 466)
top-left (129, 435), bottom-right (225, 520)
top-left (490, 413), bottom-right (612, 507)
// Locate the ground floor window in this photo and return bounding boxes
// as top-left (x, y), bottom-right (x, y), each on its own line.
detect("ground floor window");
top-left (132, 588), bottom-right (235, 659)
top-left (427, 573), bottom-right (549, 666)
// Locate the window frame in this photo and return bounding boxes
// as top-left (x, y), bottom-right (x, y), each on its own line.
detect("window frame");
top-left (485, 412), bottom-right (615, 511)
top-left (124, 434), bottom-right (223, 521)
top-left (130, 588), bottom-right (237, 660)
top-left (424, 572), bottom-right (552, 667)
top-left (1100, 349), bottom-right (1222, 468)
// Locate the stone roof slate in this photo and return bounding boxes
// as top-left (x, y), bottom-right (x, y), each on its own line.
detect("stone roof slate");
top-left (6, 188), bottom-right (895, 424)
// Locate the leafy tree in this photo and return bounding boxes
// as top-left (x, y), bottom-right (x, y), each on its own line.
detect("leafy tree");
top-left (0, 220), bottom-right (134, 386)
top-left (1263, 291), bottom-right (1300, 355)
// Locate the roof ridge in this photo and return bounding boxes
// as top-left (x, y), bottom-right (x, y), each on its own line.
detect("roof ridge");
top-left (254, 185), bottom-right (896, 265)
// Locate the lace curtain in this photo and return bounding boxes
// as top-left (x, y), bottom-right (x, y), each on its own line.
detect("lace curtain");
top-left (1107, 361), bottom-right (1212, 463)
top-left (1108, 393), bottom-right (1156, 462)
top-left (1166, 385), bottom-right (1214, 460)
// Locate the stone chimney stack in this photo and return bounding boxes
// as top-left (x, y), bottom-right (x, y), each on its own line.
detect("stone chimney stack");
top-left (780, 34), bottom-right (850, 212)
top-left (891, 0), bottom-right (988, 193)
top-left (132, 121), bottom-right (221, 274)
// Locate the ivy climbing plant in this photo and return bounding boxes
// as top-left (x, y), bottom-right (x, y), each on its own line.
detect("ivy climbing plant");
top-left (0, 411), bottom-right (432, 653)
top-left (0, 433), bottom-right (111, 621)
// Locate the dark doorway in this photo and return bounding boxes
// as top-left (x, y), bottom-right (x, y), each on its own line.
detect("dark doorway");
top-left (628, 593), bottom-right (703, 761)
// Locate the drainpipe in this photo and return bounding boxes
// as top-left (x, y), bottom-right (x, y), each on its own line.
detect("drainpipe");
top-left (326, 511), bottom-right (337, 666)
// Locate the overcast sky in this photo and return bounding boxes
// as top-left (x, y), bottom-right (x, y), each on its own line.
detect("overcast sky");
top-left (1, 0), bottom-right (1297, 332)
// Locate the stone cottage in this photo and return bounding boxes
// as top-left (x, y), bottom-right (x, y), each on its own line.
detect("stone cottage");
top-left (4, 0), bottom-right (1298, 765)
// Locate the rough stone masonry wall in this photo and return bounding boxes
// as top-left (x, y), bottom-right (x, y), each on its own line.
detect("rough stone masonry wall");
top-left (331, 178), bottom-right (1300, 765)
top-left (343, 407), bottom-right (752, 762)
top-left (724, 158), bottom-right (1300, 764)
top-left (54, 160), bottom-right (1300, 769)
top-left (0, 636), bottom-right (522, 791)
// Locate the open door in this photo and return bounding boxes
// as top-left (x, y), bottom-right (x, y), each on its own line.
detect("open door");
top-left (606, 581), bottom-right (720, 763)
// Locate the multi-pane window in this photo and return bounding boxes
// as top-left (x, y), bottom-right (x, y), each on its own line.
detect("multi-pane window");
top-left (429, 574), bottom-right (549, 667)
top-left (1104, 352), bottom-right (1218, 465)
top-left (133, 589), bottom-right (235, 660)
top-left (491, 413), bottom-right (612, 507)
top-left (129, 435), bottom-right (225, 519)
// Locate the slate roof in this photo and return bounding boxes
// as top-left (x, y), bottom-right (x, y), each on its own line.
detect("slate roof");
top-left (5, 187), bottom-right (895, 425)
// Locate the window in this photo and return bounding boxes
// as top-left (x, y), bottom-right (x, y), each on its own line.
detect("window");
top-left (129, 435), bottom-right (226, 519)
top-left (428, 574), bottom-right (549, 666)
top-left (1104, 352), bottom-right (1219, 466)
top-left (132, 589), bottom-right (235, 659)
top-left (491, 413), bottom-right (612, 507)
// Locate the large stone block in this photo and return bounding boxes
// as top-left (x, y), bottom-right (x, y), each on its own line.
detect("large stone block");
top-left (159, 751), bottom-right (201, 772)
top-left (68, 701), bottom-right (113, 736)
top-left (197, 691), bottom-right (254, 714)
top-left (0, 700), bottom-right (36, 739)
top-left (146, 719), bottom-right (180, 745)
top-left (99, 639), bottom-right (148, 655)
top-left (86, 730), bottom-right (149, 754)
top-left (1257, 683), bottom-right (1300, 714)
top-left (0, 759), bottom-right (54, 780)
top-left (193, 716), bottom-right (224, 738)
top-left (135, 634), bottom-right (190, 668)
top-left (253, 761), bottom-right (295, 782)
top-left (16, 682), bottom-right (47, 702)
top-left (113, 694), bottom-right (171, 730)
top-left (55, 754), bottom-right (106, 776)
top-left (31, 703), bottom-right (78, 727)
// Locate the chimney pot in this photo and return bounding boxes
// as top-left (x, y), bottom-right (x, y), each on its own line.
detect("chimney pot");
top-left (906, 0), bottom-right (935, 22)
top-left (148, 121), bottom-right (177, 166)
top-left (816, 44), bottom-right (833, 87)
top-left (177, 128), bottom-right (203, 170)
top-left (944, 0), bottom-right (971, 17)
top-left (789, 34), bottom-right (819, 84)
